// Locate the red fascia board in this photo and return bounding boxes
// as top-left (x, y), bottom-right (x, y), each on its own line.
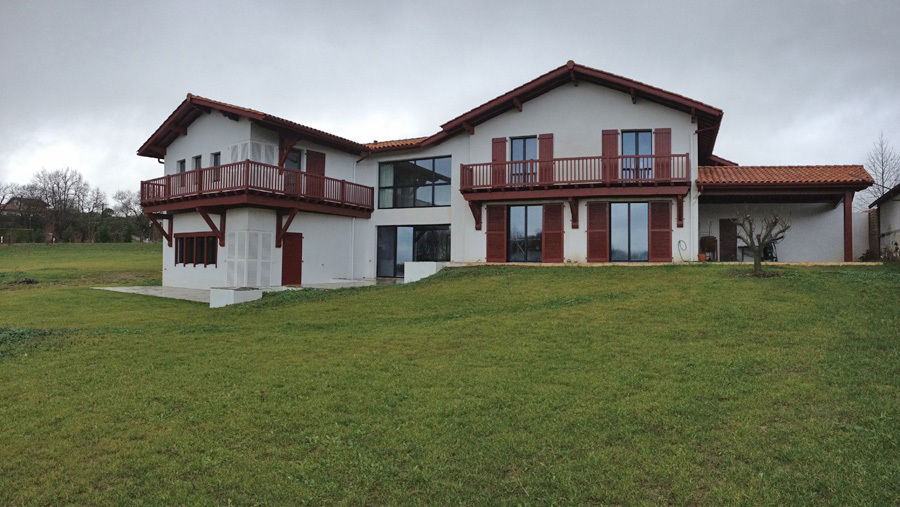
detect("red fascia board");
top-left (868, 183), bottom-right (900, 208)
top-left (698, 182), bottom-right (872, 193)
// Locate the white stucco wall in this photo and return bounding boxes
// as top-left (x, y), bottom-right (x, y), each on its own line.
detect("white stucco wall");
top-left (163, 111), bottom-right (252, 175)
top-left (878, 196), bottom-right (900, 253)
top-left (698, 202), bottom-right (865, 262)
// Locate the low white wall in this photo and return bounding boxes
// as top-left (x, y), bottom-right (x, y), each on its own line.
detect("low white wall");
top-left (698, 202), bottom-right (860, 262)
top-left (404, 262), bottom-right (448, 283)
top-left (284, 211), bottom-right (357, 285)
top-left (879, 198), bottom-right (900, 253)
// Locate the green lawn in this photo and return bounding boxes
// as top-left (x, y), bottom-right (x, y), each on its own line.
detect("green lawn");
top-left (0, 244), bottom-right (897, 504)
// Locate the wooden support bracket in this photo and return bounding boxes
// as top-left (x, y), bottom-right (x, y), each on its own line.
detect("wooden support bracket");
top-left (630, 87), bottom-right (637, 104)
top-left (462, 121), bottom-right (475, 135)
top-left (196, 207), bottom-right (225, 246)
top-left (276, 208), bottom-right (298, 247)
top-left (146, 212), bottom-right (173, 246)
top-left (676, 195), bottom-right (684, 228)
top-left (568, 197), bottom-right (579, 229)
top-left (278, 132), bottom-right (302, 167)
top-left (512, 97), bottom-right (523, 112)
top-left (469, 201), bottom-right (483, 231)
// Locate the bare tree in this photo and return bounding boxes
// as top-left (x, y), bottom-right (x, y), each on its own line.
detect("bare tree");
top-left (859, 132), bottom-right (900, 209)
top-left (0, 181), bottom-right (18, 212)
top-left (113, 189), bottom-right (151, 242)
top-left (29, 168), bottom-right (90, 240)
top-left (82, 188), bottom-right (107, 242)
top-left (735, 211), bottom-right (791, 277)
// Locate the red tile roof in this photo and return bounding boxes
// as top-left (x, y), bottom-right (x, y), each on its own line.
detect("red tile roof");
top-left (138, 94), bottom-right (367, 158)
top-left (365, 136), bottom-right (429, 152)
top-left (698, 165), bottom-right (873, 187)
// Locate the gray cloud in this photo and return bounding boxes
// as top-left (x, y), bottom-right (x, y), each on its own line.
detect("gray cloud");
top-left (2, 0), bottom-right (899, 194)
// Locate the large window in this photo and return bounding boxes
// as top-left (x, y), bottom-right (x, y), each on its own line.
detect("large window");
top-left (610, 202), bottom-right (648, 261)
top-left (176, 159), bottom-right (186, 173)
top-left (377, 225), bottom-right (450, 277)
top-left (510, 136), bottom-right (537, 183)
top-left (174, 234), bottom-right (218, 266)
top-left (379, 156), bottom-right (451, 208)
top-left (621, 130), bottom-right (652, 179)
top-left (508, 205), bottom-right (542, 262)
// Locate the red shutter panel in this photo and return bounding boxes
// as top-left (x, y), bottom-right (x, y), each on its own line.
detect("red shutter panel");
top-left (654, 128), bottom-right (671, 180)
top-left (649, 201), bottom-right (673, 262)
top-left (586, 202), bottom-right (610, 262)
top-left (485, 205), bottom-right (507, 262)
top-left (491, 137), bottom-right (507, 188)
top-left (542, 203), bottom-right (564, 262)
top-left (306, 150), bottom-right (326, 198)
top-left (601, 130), bottom-right (618, 182)
top-left (538, 133), bottom-right (554, 184)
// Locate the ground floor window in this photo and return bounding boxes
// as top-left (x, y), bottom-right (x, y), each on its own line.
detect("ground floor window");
top-left (610, 202), bottom-right (648, 261)
top-left (175, 234), bottom-right (218, 266)
top-left (508, 205), bottom-right (542, 262)
top-left (377, 225), bottom-right (450, 277)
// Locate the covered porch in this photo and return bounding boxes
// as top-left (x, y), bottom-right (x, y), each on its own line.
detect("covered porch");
top-left (696, 165), bottom-right (873, 262)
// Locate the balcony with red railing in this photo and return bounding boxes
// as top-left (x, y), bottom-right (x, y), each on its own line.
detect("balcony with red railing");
top-left (140, 160), bottom-right (374, 217)
top-left (460, 153), bottom-right (690, 193)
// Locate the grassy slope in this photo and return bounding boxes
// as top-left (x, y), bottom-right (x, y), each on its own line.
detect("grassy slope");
top-left (0, 244), bottom-right (897, 504)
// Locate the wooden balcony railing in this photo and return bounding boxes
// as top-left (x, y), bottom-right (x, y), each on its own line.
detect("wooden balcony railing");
top-left (140, 160), bottom-right (374, 209)
top-left (459, 153), bottom-right (690, 192)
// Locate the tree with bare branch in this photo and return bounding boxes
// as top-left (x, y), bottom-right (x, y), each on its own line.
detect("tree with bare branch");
top-left (858, 132), bottom-right (900, 209)
top-left (735, 211), bottom-right (791, 276)
top-left (0, 181), bottom-right (18, 213)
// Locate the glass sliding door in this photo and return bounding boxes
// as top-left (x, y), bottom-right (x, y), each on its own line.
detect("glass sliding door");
top-left (621, 131), bottom-right (653, 180)
top-left (508, 205), bottom-right (542, 262)
top-left (510, 137), bottom-right (537, 184)
top-left (377, 225), bottom-right (451, 277)
top-left (610, 202), bottom-right (649, 261)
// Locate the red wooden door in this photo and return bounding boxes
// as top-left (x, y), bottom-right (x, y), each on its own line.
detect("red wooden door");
top-left (485, 205), bottom-right (507, 262)
top-left (306, 150), bottom-right (326, 198)
top-left (281, 233), bottom-right (303, 285)
top-left (719, 219), bottom-right (737, 261)
top-left (586, 202), bottom-right (610, 262)
top-left (542, 203), bottom-right (564, 262)
top-left (648, 201), bottom-right (673, 262)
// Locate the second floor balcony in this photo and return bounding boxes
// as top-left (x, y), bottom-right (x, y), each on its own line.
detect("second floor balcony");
top-left (140, 160), bottom-right (374, 217)
top-left (460, 153), bottom-right (690, 194)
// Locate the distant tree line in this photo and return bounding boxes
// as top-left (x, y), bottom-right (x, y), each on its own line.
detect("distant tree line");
top-left (0, 168), bottom-right (154, 244)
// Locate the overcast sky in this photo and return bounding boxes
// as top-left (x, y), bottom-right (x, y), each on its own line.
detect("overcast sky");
top-left (1, 0), bottom-right (898, 196)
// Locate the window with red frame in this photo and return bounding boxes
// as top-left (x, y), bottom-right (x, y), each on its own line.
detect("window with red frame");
top-left (174, 234), bottom-right (218, 266)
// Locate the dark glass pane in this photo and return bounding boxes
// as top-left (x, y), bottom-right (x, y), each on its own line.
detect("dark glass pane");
top-left (284, 149), bottom-right (302, 170)
top-left (622, 132), bottom-right (636, 156)
top-left (630, 203), bottom-right (649, 261)
top-left (396, 226), bottom-right (413, 277)
top-left (637, 132), bottom-right (652, 155)
top-left (524, 137), bottom-right (537, 160)
top-left (415, 185), bottom-right (433, 206)
top-left (379, 163), bottom-right (394, 187)
top-left (395, 187), bottom-right (415, 208)
top-left (394, 160), bottom-right (426, 186)
top-left (526, 205), bottom-right (543, 263)
top-left (434, 157), bottom-right (451, 180)
top-left (377, 227), bottom-right (396, 277)
top-left (185, 237), bottom-right (195, 264)
top-left (175, 238), bottom-right (184, 264)
top-left (510, 138), bottom-right (525, 161)
top-left (414, 159), bottom-right (433, 173)
top-left (378, 188), bottom-right (393, 208)
top-left (414, 226), bottom-right (450, 262)
top-left (508, 206), bottom-right (526, 262)
top-left (610, 203), bottom-right (629, 261)
top-left (433, 184), bottom-right (450, 206)
top-left (207, 237), bottom-right (217, 264)
top-left (196, 237), bottom-right (205, 264)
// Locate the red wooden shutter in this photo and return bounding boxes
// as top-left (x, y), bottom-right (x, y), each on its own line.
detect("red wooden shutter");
top-left (586, 202), bottom-right (610, 262)
top-left (542, 203), bottom-right (564, 262)
top-left (491, 137), bottom-right (507, 187)
top-left (538, 133), bottom-right (554, 184)
top-left (485, 205), bottom-right (507, 262)
top-left (654, 128), bottom-right (671, 180)
top-left (306, 150), bottom-right (326, 197)
top-left (649, 201), bottom-right (673, 262)
top-left (601, 130), bottom-right (618, 182)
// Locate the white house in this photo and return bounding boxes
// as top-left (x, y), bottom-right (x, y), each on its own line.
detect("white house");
top-left (138, 61), bottom-right (874, 289)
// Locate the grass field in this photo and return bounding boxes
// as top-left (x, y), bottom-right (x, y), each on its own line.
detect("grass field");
top-left (0, 243), bottom-right (898, 504)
